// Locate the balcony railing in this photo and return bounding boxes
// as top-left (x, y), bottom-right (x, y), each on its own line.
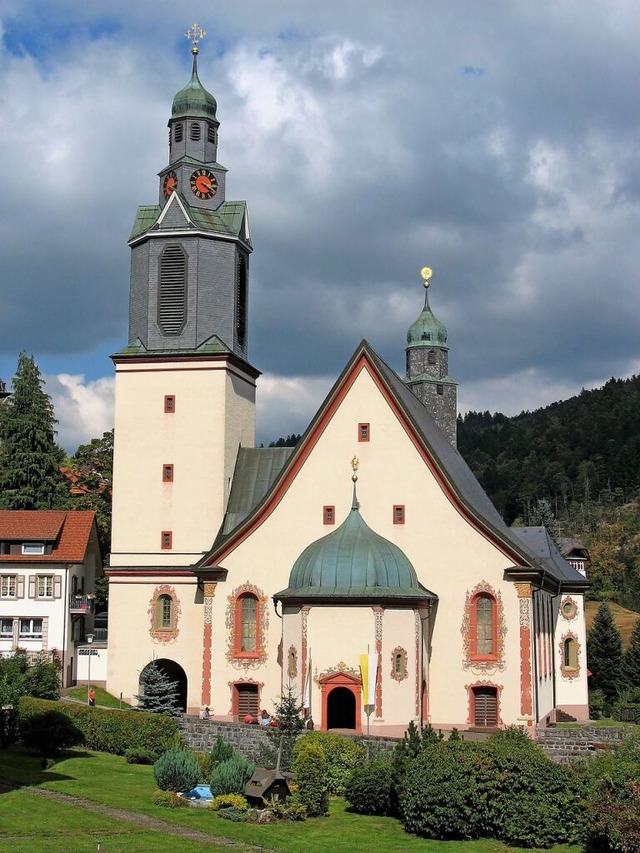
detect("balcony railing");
top-left (69, 594), bottom-right (94, 614)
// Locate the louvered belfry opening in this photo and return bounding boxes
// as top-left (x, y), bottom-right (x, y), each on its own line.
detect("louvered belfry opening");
top-left (158, 244), bottom-right (187, 335)
top-left (236, 253), bottom-right (248, 351)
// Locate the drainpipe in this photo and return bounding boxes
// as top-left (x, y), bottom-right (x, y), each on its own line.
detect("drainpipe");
top-left (532, 587), bottom-right (539, 725)
top-left (61, 563), bottom-right (69, 688)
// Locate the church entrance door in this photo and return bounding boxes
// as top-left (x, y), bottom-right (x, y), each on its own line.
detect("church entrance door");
top-left (318, 669), bottom-right (362, 732)
top-left (327, 686), bottom-right (356, 729)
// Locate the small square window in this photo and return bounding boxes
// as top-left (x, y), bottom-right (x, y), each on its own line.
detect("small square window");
top-left (163, 464), bottom-right (174, 482)
top-left (358, 423), bottom-right (370, 442)
top-left (164, 395), bottom-right (175, 413)
top-left (161, 531), bottom-right (173, 550)
top-left (0, 575), bottom-right (16, 598)
top-left (323, 506), bottom-right (335, 525)
top-left (393, 505), bottom-right (405, 525)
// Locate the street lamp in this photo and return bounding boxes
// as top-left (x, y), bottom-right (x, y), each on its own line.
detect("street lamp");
top-left (86, 633), bottom-right (94, 705)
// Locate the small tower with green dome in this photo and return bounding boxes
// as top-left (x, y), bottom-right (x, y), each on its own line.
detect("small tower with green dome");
top-left (404, 268), bottom-right (458, 446)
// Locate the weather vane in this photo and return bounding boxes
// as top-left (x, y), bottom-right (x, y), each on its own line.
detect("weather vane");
top-left (185, 22), bottom-right (206, 55)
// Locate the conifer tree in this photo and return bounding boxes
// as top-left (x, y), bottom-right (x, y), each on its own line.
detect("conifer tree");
top-left (135, 662), bottom-right (181, 715)
top-left (0, 353), bottom-right (65, 509)
top-left (621, 619), bottom-right (640, 691)
top-left (587, 603), bottom-right (623, 701)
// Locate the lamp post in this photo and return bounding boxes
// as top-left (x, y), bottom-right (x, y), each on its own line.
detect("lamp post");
top-left (86, 633), bottom-right (94, 704)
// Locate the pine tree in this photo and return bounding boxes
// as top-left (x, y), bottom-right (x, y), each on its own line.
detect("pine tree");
top-left (135, 662), bottom-right (181, 715)
top-left (0, 353), bottom-right (65, 509)
top-left (621, 620), bottom-right (640, 691)
top-left (587, 603), bottom-right (623, 701)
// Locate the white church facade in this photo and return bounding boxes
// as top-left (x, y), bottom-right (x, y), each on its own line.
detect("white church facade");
top-left (106, 33), bottom-right (589, 736)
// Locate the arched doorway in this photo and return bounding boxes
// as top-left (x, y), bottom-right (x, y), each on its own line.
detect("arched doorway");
top-left (327, 686), bottom-right (356, 729)
top-left (318, 669), bottom-right (362, 732)
top-left (139, 659), bottom-right (188, 711)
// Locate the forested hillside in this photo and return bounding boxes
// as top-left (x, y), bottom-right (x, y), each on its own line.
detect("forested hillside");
top-left (458, 375), bottom-right (640, 611)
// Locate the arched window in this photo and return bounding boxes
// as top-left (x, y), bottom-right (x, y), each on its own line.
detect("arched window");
top-left (156, 594), bottom-right (173, 630)
top-left (563, 637), bottom-right (577, 670)
top-left (470, 593), bottom-right (497, 659)
top-left (237, 593), bottom-right (258, 655)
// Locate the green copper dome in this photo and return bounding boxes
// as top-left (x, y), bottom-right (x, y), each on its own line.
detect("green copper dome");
top-left (277, 499), bottom-right (429, 601)
top-left (406, 296), bottom-right (448, 348)
top-left (172, 56), bottom-right (217, 120)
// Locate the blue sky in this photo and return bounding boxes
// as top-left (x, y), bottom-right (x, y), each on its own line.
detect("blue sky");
top-left (1, 1), bottom-right (639, 451)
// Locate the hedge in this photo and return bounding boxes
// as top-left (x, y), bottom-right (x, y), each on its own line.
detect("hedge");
top-left (18, 697), bottom-right (179, 756)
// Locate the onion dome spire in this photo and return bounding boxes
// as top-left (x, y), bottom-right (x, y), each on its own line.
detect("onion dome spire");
top-left (172, 22), bottom-right (218, 120)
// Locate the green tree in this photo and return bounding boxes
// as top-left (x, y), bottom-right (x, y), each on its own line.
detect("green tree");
top-left (622, 620), bottom-right (640, 690)
top-left (587, 603), bottom-right (623, 702)
top-left (0, 353), bottom-right (65, 509)
top-left (135, 662), bottom-right (181, 715)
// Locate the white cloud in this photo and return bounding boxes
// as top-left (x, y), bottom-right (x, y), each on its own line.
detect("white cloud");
top-left (45, 374), bottom-right (115, 454)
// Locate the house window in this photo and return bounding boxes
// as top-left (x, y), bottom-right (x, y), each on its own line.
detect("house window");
top-left (1, 618), bottom-right (13, 637)
top-left (22, 542), bottom-right (45, 555)
top-left (164, 395), bottom-right (176, 413)
top-left (238, 594), bottom-right (258, 654)
top-left (161, 531), bottom-right (173, 550)
top-left (163, 464), bottom-right (174, 482)
top-left (393, 505), bottom-right (405, 524)
top-left (174, 123), bottom-right (183, 142)
top-left (563, 637), bottom-right (577, 670)
top-left (474, 594), bottom-right (495, 657)
top-left (37, 576), bottom-right (54, 598)
top-left (323, 506), bottom-right (335, 525)
top-left (190, 122), bottom-right (201, 141)
top-left (358, 423), bottom-right (370, 442)
top-left (0, 576), bottom-right (16, 598)
top-left (19, 618), bottom-right (43, 639)
top-left (156, 594), bottom-right (174, 631)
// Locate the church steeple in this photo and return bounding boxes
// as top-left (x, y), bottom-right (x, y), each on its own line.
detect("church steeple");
top-left (404, 268), bottom-right (458, 446)
top-left (122, 24), bottom-right (252, 361)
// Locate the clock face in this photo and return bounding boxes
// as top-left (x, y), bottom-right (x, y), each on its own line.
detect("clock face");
top-left (163, 171), bottom-right (177, 199)
top-left (190, 169), bottom-right (218, 200)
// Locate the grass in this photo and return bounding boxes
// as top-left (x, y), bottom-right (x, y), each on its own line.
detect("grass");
top-left (62, 686), bottom-right (132, 709)
top-left (0, 747), bottom-right (583, 853)
top-left (556, 718), bottom-right (640, 731)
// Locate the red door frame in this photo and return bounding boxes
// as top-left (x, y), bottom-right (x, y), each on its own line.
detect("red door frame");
top-left (319, 671), bottom-right (362, 732)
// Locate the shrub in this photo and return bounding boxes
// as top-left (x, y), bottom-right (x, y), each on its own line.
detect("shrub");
top-left (267, 796), bottom-right (307, 821)
top-left (19, 709), bottom-right (84, 757)
top-left (153, 744), bottom-right (200, 792)
top-left (210, 793), bottom-right (249, 812)
top-left (152, 790), bottom-right (190, 808)
top-left (292, 739), bottom-right (328, 817)
top-left (193, 750), bottom-right (212, 780)
top-left (0, 707), bottom-right (19, 749)
top-left (217, 806), bottom-right (249, 822)
top-left (584, 737), bottom-right (640, 852)
top-left (210, 755), bottom-right (255, 797)
top-left (209, 735), bottom-right (236, 768)
top-left (124, 747), bottom-right (156, 765)
top-left (589, 688), bottom-right (609, 720)
top-left (298, 732), bottom-right (365, 795)
top-left (18, 696), bottom-right (178, 756)
top-left (345, 757), bottom-right (395, 816)
top-left (392, 722), bottom-right (442, 800)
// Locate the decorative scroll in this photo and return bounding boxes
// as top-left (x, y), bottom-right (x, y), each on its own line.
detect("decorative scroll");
top-left (390, 646), bottom-right (408, 682)
top-left (460, 581), bottom-right (507, 674)
top-left (201, 582), bottom-right (217, 707)
top-left (373, 607), bottom-right (383, 717)
top-left (148, 584), bottom-right (181, 644)
top-left (514, 583), bottom-right (533, 717)
top-left (225, 582), bottom-right (268, 670)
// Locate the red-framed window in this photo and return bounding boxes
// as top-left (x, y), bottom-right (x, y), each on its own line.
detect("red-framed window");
top-left (358, 423), bottom-right (370, 442)
top-left (160, 531), bottom-right (173, 550)
top-left (164, 395), bottom-right (176, 413)
top-left (323, 505), bottom-right (335, 525)
top-left (163, 464), bottom-right (174, 482)
top-left (469, 593), bottom-right (498, 660)
top-left (393, 505), bottom-right (405, 524)
top-left (234, 593), bottom-right (261, 658)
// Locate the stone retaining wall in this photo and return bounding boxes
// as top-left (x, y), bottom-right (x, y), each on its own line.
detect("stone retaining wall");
top-left (179, 717), bottom-right (631, 765)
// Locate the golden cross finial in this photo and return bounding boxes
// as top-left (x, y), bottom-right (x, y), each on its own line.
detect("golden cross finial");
top-left (351, 456), bottom-right (359, 483)
top-left (185, 22), bottom-right (206, 55)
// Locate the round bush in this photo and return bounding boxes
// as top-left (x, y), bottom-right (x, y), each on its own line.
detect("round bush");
top-left (210, 793), bottom-right (249, 812)
top-left (153, 744), bottom-right (200, 792)
top-left (124, 747), bottom-right (156, 765)
top-left (210, 754), bottom-right (255, 796)
top-left (299, 732), bottom-right (365, 795)
top-left (345, 758), bottom-right (395, 816)
top-left (292, 740), bottom-right (328, 817)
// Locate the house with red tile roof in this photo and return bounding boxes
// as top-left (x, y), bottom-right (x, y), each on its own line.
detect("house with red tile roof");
top-left (0, 510), bottom-right (102, 687)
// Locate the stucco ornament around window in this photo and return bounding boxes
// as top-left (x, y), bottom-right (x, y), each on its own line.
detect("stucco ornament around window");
top-left (148, 584), bottom-right (181, 643)
top-left (225, 581), bottom-right (268, 670)
top-left (461, 581), bottom-right (507, 674)
top-left (287, 646), bottom-right (298, 678)
top-left (559, 631), bottom-right (581, 680)
top-left (390, 646), bottom-right (408, 682)
top-left (317, 661), bottom-right (361, 684)
top-left (560, 596), bottom-right (578, 621)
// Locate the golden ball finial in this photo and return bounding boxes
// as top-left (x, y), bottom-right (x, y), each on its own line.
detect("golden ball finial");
top-left (420, 266), bottom-right (433, 289)
top-left (351, 455), bottom-right (359, 482)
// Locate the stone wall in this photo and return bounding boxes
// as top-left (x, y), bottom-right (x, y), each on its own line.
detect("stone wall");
top-left (535, 726), bottom-right (629, 763)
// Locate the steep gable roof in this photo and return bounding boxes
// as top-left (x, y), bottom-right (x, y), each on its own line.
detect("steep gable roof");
top-left (200, 341), bottom-right (587, 591)
top-left (0, 510), bottom-right (98, 564)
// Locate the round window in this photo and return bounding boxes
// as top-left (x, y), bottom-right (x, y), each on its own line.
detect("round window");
top-left (561, 598), bottom-right (577, 620)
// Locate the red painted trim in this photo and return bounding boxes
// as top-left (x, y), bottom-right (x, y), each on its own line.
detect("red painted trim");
top-left (520, 621), bottom-right (533, 715)
top-left (164, 394), bottom-right (175, 413)
top-left (163, 464), bottom-right (174, 482)
top-left (323, 505), bottom-right (335, 525)
top-left (202, 621), bottom-right (212, 706)
top-left (104, 569), bottom-right (194, 578)
top-left (205, 353), bottom-right (531, 567)
top-left (468, 592), bottom-right (499, 662)
top-left (232, 592), bottom-right (262, 660)
top-left (160, 531), bottom-right (173, 550)
top-left (231, 680), bottom-right (262, 719)
top-left (112, 355), bottom-right (260, 381)
top-left (358, 422), bottom-right (370, 442)
top-left (393, 505), bottom-right (405, 524)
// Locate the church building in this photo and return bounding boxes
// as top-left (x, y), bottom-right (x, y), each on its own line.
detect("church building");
top-left (106, 31), bottom-right (589, 736)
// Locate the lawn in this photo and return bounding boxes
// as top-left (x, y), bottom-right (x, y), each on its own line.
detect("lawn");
top-left (62, 686), bottom-right (132, 709)
top-left (0, 747), bottom-right (583, 853)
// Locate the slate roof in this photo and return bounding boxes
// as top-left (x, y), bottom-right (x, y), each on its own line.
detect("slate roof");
top-left (203, 340), bottom-right (589, 592)
top-left (509, 527), bottom-right (588, 586)
top-left (112, 333), bottom-right (233, 360)
top-left (221, 447), bottom-right (294, 537)
top-left (0, 511), bottom-right (98, 564)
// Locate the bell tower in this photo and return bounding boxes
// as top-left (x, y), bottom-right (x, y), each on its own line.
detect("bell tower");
top-left (404, 268), bottom-right (458, 446)
top-left (110, 25), bottom-right (258, 570)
